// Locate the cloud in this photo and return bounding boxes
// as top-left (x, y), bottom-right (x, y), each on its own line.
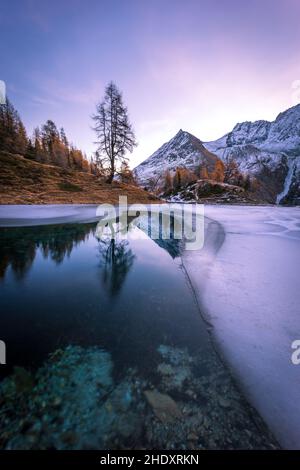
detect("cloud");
top-left (32, 77), bottom-right (104, 106)
top-left (32, 96), bottom-right (60, 107)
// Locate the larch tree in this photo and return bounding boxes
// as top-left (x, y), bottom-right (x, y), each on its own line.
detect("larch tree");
top-left (163, 170), bottom-right (173, 194)
top-left (199, 166), bottom-right (209, 179)
top-left (0, 99), bottom-right (28, 154)
top-left (0, 98), bottom-right (92, 173)
top-left (211, 160), bottom-right (225, 183)
top-left (119, 161), bottom-right (137, 185)
top-left (173, 168), bottom-right (182, 191)
top-left (41, 120), bottom-right (59, 157)
top-left (92, 82), bottom-right (137, 183)
top-left (33, 127), bottom-right (47, 163)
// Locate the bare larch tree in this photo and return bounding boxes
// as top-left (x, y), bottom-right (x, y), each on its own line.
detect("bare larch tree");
top-left (93, 82), bottom-right (137, 183)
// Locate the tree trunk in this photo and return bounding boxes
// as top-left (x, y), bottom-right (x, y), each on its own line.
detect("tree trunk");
top-left (106, 172), bottom-right (114, 184)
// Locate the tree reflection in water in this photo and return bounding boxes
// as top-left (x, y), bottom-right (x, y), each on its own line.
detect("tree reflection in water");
top-left (0, 223), bottom-right (95, 281)
top-left (98, 238), bottom-right (135, 296)
top-left (0, 222), bottom-right (135, 296)
top-left (0, 214), bottom-right (181, 293)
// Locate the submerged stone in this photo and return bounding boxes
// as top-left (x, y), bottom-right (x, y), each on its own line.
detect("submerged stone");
top-left (144, 390), bottom-right (183, 424)
top-left (0, 344), bottom-right (279, 450)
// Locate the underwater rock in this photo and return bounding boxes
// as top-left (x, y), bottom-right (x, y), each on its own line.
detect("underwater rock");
top-left (157, 345), bottom-right (192, 389)
top-left (0, 346), bottom-right (119, 449)
top-left (187, 432), bottom-right (198, 441)
top-left (0, 344), bottom-right (279, 450)
top-left (144, 390), bottom-right (183, 424)
top-left (158, 345), bottom-right (190, 366)
top-left (218, 396), bottom-right (231, 409)
top-left (157, 363), bottom-right (174, 376)
top-left (10, 367), bottom-right (34, 394)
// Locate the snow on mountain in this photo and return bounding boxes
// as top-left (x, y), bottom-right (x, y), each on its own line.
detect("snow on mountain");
top-left (262, 104), bottom-right (300, 153)
top-left (207, 104), bottom-right (300, 155)
top-left (205, 104), bottom-right (300, 204)
top-left (135, 104), bottom-right (300, 204)
top-left (276, 159), bottom-right (296, 204)
top-left (134, 129), bottom-right (220, 188)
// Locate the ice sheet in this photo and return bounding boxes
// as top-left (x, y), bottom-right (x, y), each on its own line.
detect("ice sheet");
top-left (183, 205), bottom-right (300, 448)
top-left (0, 204), bottom-right (100, 226)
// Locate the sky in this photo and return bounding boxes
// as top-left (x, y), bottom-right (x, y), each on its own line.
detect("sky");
top-left (0, 0), bottom-right (299, 167)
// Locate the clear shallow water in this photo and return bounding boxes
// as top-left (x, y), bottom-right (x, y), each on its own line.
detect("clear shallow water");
top-left (0, 218), bottom-right (277, 449)
top-left (0, 222), bottom-right (206, 375)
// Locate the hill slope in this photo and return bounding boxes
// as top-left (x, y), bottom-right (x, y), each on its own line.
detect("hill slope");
top-left (0, 152), bottom-right (159, 204)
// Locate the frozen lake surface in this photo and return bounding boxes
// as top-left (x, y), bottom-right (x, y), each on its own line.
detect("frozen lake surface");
top-left (183, 205), bottom-right (300, 449)
top-left (0, 204), bottom-right (100, 227)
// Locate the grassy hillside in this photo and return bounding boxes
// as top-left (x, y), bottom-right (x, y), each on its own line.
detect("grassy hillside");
top-left (0, 152), bottom-right (160, 205)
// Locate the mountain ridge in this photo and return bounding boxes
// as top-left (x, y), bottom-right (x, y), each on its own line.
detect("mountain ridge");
top-left (205, 103), bottom-right (300, 204)
top-left (135, 104), bottom-right (300, 204)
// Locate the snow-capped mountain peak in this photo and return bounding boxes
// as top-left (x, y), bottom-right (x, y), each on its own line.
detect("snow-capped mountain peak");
top-left (207, 103), bottom-right (300, 154)
top-left (135, 129), bottom-right (220, 187)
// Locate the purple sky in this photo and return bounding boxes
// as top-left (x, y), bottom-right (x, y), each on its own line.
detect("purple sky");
top-left (1, 0), bottom-right (299, 166)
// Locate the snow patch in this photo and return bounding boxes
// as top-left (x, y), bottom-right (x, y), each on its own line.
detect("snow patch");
top-left (276, 160), bottom-right (296, 204)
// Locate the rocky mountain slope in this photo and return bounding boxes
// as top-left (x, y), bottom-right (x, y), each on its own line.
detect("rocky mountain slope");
top-left (135, 104), bottom-right (300, 204)
top-left (205, 104), bottom-right (300, 204)
top-left (134, 130), bottom-right (221, 188)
